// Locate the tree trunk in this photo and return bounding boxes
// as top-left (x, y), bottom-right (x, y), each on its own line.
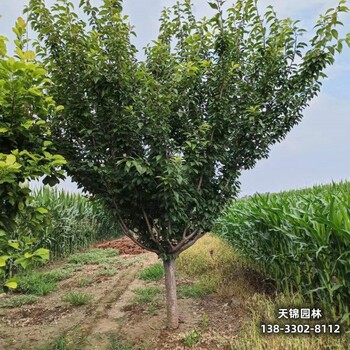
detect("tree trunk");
top-left (163, 257), bottom-right (179, 329)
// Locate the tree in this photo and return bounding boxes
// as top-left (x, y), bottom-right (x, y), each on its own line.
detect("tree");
top-left (0, 18), bottom-right (66, 289)
top-left (27, 0), bottom-right (349, 328)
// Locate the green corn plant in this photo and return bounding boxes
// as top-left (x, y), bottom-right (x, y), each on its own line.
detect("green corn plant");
top-left (15, 186), bottom-right (122, 258)
top-left (216, 181), bottom-right (350, 325)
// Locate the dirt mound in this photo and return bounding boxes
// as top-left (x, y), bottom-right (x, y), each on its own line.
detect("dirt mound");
top-left (95, 236), bottom-right (147, 255)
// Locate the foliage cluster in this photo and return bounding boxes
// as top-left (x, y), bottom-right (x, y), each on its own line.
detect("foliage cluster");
top-left (216, 181), bottom-right (350, 324)
top-left (0, 19), bottom-right (67, 289)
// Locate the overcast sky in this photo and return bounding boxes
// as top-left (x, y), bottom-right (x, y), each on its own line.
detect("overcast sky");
top-left (1, 0), bottom-right (349, 196)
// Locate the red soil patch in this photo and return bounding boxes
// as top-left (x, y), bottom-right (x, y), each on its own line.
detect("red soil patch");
top-left (95, 236), bottom-right (147, 255)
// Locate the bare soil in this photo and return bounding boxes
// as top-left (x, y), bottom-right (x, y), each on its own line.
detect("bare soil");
top-left (0, 237), bottom-right (257, 350)
top-left (94, 236), bottom-right (147, 255)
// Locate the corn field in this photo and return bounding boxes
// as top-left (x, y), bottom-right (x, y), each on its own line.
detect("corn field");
top-left (14, 187), bottom-right (121, 258)
top-left (216, 181), bottom-right (350, 325)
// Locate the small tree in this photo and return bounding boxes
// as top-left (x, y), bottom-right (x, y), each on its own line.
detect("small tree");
top-left (27, 0), bottom-right (349, 328)
top-left (0, 18), bottom-right (66, 289)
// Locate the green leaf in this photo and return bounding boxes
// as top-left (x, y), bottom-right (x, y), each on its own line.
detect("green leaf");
top-left (33, 248), bottom-right (50, 261)
top-left (5, 154), bottom-right (16, 165)
top-left (5, 281), bottom-right (17, 289)
top-left (36, 207), bottom-right (48, 214)
top-left (22, 120), bottom-right (34, 129)
top-left (24, 50), bottom-right (36, 60)
top-left (208, 2), bottom-right (218, 10)
top-left (14, 257), bottom-right (30, 268)
top-left (8, 241), bottom-right (19, 249)
top-left (0, 256), bottom-right (10, 267)
top-left (42, 175), bottom-right (60, 186)
top-left (28, 87), bottom-right (42, 96)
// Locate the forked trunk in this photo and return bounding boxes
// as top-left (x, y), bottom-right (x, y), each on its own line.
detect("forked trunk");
top-left (163, 257), bottom-right (179, 329)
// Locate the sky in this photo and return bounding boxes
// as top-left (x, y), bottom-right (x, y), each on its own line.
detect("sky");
top-left (1, 0), bottom-right (349, 196)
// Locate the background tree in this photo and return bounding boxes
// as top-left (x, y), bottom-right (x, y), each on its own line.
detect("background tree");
top-left (27, 0), bottom-right (349, 328)
top-left (0, 18), bottom-right (66, 289)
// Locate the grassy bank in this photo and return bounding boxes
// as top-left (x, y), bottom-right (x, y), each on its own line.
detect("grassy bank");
top-left (177, 234), bottom-right (350, 349)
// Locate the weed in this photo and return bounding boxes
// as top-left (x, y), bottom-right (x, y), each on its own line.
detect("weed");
top-left (183, 329), bottom-right (201, 347)
top-left (132, 287), bottom-right (162, 304)
top-left (0, 294), bottom-right (39, 308)
top-left (62, 292), bottom-right (91, 306)
top-left (77, 277), bottom-right (93, 287)
top-left (139, 263), bottom-right (164, 281)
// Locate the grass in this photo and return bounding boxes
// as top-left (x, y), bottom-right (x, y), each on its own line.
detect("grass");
top-left (62, 292), bottom-right (91, 306)
top-left (64, 263), bottom-right (84, 270)
top-left (96, 267), bottom-right (118, 277)
top-left (35, 335), bottom-right (69, 350)
top-left (77, 277), bottom-right (93, 287)
top-left (132, 287), bottom-right (162, 304)
top-left (67, 248), bottom-right (119, 265)
top-left (18, 272), bottom-right (57, 295)
top-left (139, 263), bottom-right (164, 281)
top-left (183, 329), bottom-right (201, 347)
top-left (201, 313), bottom-right (209, 331)
top-left (176, 234), bottom-right (242, 299)
top-left (178, 281), bottom-right (215, 298)
top-left (146, 303), bottom-right (160, 315)
top-left (42, 267), bottom-right (75, 282)
top-left (17, 263), bottom-right (82, 296)
top-left (0, 294), bottom-right (39, 308)
top-left (177, 234), bottom-right (239, 277)
top-left (176, 234), bottom-right (349, 350)
top-left (108, 334), bottom-right (134, 350)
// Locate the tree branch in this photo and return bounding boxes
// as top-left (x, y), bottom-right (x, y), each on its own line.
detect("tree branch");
top-left (169, 229), bottom-right (199, 254)
top-left (142, 207), bottom-right (159, 243)
top-left (176, 231), bottom-right (205, 255)
top-left (125, 230), bottom-right (160, 254)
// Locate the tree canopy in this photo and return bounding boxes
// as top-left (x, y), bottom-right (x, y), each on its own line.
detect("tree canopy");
top-left (26, 0), bottom-right (349, 328)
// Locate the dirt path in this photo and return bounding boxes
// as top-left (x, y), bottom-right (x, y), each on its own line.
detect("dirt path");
top-left (0, 238), bottom-right (245, 350)
top-left (0, 248), bottom-right (156, 349)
